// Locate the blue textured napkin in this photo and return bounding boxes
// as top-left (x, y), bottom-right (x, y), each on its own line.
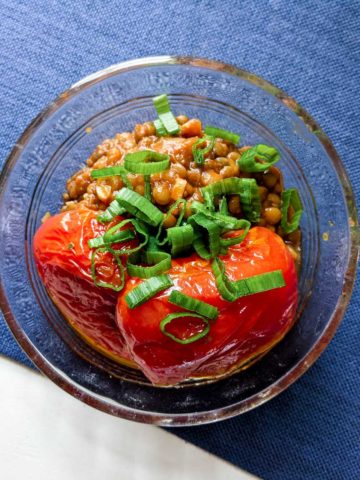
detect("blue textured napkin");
top-left (0, 1), bottom-right (359, 479)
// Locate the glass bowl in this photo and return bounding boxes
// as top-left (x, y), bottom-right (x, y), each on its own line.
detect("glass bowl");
top-left (0, 56), bottom-right (358, 426)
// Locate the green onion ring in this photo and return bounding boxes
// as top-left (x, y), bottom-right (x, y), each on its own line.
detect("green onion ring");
top-left (116, 188), bottom-right (163, 226)
top-left (125, 274), bottom-right (173, 309)
top-left (127, 251), bottom-right (172, 279)
top-left (88, 228), bottom-right (135, 249)
top-left (168, 290), bottom-right (218, 320)
top-left (153, 94), bottom-right (180, 135)
top-left (204, 125), bottom-right (240, 145)
top-left (91, 165), bottom-right (132, 189)
top-left (160, 313), bottom-right (210, 344)
top-left (90, 247), bottom-right (125, 292)
top-left (124, 150), bottom-right (170, 175)
top-left (156, 199), bottom-right (187, 246)
top-left (281, 188), bottom-right (303, 234)
top-left (166, 224), bottom-right (194, 256)
top-left (154, 118), bottom-right (167, 136)
top-left (238, 144), bottom-right (280, 173)
top-left (192, 135), bottom-right (215, 165)
top-left (97, 198), bottom-right (126, 224)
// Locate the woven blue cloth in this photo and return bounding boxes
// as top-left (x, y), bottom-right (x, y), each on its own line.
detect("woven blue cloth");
top-left (0, 1), bottom-right (359, 478)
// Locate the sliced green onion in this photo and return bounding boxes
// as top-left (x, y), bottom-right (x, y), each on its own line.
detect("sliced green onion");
top-left (146, 235), bottom-right (161, 252)
top-left (201, 178), bottom-right (260, 222)
top-left (189, 213), bottom-right (221, 259)
top-left (88, 228), bottom-right (135, 249)
top-left (91, 166), bottom-right (132, 189)
top-left (154, 118), bottom-right (167, 136)
top-left (167, 224), bottom-right (194, 256)
top-left (116, 188), bottom-right (163, 226)
top-left (192, 230), bottom-right (212, 260)
top-left (124, 150), bottom-right (170, 175)
top-left (211, 212), bottom-right (248, 232)
top-left (220, 220), bottom-right (250, 247)
top-left (219, 196), bottom-right (228, 215)
top-left (232, 270), bottom-right (286, 297)
top-left (97, 198), bottom-right (126, 223)
top-left (188, 204), bottom-right (250, 251)
top-left (192, 135), bottom-right (215, 165)
top-left (155, 199), bottom-right (187, 246)
top-left (281, 188), bottom-right (303, 234)
top-left (212, 258), bottom-right (285, 302)
top-left (211, 258), bottom-right (238, 301)
top-left (160, 313), bottom-right (210, 344)
top-left (175, 200), bottom-right (187, 226)
top-left (153, 94), bottom-right (180, 135)
top-left (127, 251), bottom-right (172, 279)
top-left (202, 190), bottom-right (215, 211)
top-left (103, 218), bottom-right (149, 255)
top-left (125, 274), bottom-right (173, 309)
top-left (238, 178), bottom-right (261, 223)
top-left (204, 125), bottom-right (240, 145)
top-left (144, 175), bottom-right (151, 201)
top-left (238, 144), bottom-right (280, 173)
top-left (190, 204), bottom-right (250, 233)
top-left (90, 248), bottom-right (125, 292)
top-left (190, 200), bottom-right (207, 214)
top-left (168, 291), bottom-right (218, 320)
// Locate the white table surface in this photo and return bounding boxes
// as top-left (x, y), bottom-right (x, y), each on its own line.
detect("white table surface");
top-left (0, 356), bottom-right (258, 480)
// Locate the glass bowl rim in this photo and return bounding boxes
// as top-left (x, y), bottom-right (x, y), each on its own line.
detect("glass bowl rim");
top-left (0, 55), bottom-right (359, 426)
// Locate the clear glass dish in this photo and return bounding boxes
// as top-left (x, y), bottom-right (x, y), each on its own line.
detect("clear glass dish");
top-left (0, 56), bottom-right (358, 426)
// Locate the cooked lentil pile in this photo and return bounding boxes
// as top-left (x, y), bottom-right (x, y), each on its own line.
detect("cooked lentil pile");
top-left (62, 115), bottom-right (301, 262)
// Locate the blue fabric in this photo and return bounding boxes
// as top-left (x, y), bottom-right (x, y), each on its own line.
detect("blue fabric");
top-left (0, 1), bottom-right (359, 478)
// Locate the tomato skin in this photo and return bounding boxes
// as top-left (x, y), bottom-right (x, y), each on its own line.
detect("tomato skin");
top-left (116, 227), bottom-right (298, 385)
top-left (34, 208), bottom-right (298, 386)
top-left (33, 207), bottom-right (134, 365)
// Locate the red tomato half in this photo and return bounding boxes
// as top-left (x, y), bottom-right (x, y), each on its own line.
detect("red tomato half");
top-left (33, 207), bottom-right (135, 366)
top-left (116, 227), bottom-right (298, 385)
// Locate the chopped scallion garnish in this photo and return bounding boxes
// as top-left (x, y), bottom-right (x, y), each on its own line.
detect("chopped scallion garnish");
top-left (97, 198), bottom-right (126, 224)
top-left (167, 224), bottom-right (194, 256)
top-left (189, 212), bottom-right (221, 259)
top-left (90, 248), bottom-right (125, 292)
top-left (238, 144), bottom-right (280, 173)
top-left (204, 125), bottom-right (240, 145)
top-left (154, 118), bottom-right (167, 136)
top-left (281, 188), bottom-right (303, 234)
top-left (192, 135), bottom-right (215, 165)
top-left (124, 150), bottom-right (170, 175)
top-left (212, 258), bottom-right (286, 302)
top-left (103, 218), bottom-right (149, 255)
top-left (220, 220), bottom-right (250, 248)
top-left (201, 178), bottom-right (261, 222)
top-left (232, 270), bottom-right (286, 297)
top-left (160, 312), bottom-right (210, 344)
top-left (202, 190), bottom-right (215, 211)
top-left (219, 196), bottom-right (228, 215)
top-left (153, 94), bottom-right (180, 135)
top-left (127, 251), bottom-right (172, 279)
top-left (168, 290), bottom-right (218, 320)
top-left (88, 228), bottom-right (134, 249)
top-left (91, 165), bottom-right (132, 189)
top-left (125, 274), bottom-right (173, 309)
top-left (156, 199), bottom-right (187, 246)
top-left (116, 188), bottom-right (163, 226)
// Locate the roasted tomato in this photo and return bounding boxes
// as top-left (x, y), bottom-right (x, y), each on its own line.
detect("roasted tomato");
top-left (116, 227), bottom-right (298, 385)
top-left (33, 207), bottom-right (136, 367)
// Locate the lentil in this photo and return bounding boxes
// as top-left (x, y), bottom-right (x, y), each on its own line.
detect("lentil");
top-left (263, 207), bottom-right (282, 225)
top-left (61, 117), bottom-right (301, 262)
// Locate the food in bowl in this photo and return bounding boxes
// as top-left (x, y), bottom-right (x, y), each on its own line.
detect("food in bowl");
top-left (33, 94), bottom-right (303, 386)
